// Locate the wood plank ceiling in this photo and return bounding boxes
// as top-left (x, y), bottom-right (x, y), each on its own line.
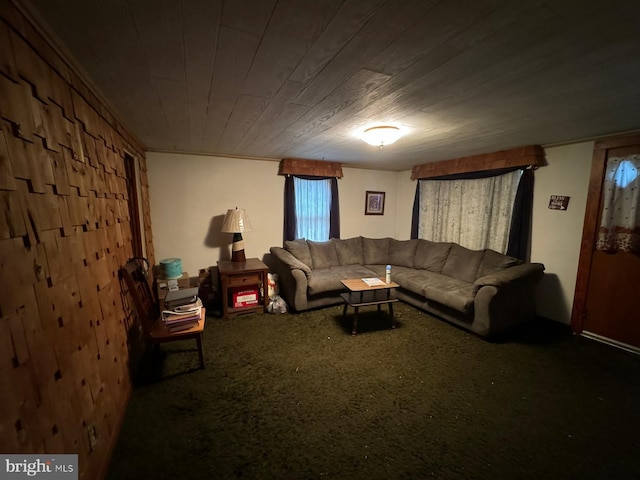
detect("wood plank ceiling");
top-left (19, 0), bottom-right (640, 170)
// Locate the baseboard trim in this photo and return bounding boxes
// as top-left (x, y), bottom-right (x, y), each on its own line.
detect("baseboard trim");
top-left (581, 331), bottom-right (640, 355)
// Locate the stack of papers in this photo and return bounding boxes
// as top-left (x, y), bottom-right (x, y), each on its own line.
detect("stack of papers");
top-left (362, 277), bottom-right (386, 286)
top-left (162, 296), bottom-right (202, 332)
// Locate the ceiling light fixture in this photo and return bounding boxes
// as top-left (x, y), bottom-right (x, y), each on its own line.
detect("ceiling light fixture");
top-left (360, 126), bottom-right (402, 148)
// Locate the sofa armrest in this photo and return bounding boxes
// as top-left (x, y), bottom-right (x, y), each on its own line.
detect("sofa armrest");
top-left (474, 263), bottom-right (545, 287)
top-left (472, 263), bottom-right (545, 338)
top-left (269, 247), bottom-right (311, 311)
top-left (270, 246), bottom-right (312, 275)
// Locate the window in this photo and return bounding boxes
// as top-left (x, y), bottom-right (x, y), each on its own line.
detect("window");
top-left (417, 170), bottom-right (522, 252)
top-left (596, 155), bottom-right (640, 253)
top-left (294, 177), bottom-right (331, 241)
top-left (412, 168), bottom-right (534, 259)
top-left (284, 175), bottom-right (340, 242)
top-left (612, 158), bottom-right (638, 188)
top-left (410, 147), bottom-right (541, 260)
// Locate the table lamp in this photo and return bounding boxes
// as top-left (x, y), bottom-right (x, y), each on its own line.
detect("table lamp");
top-left (221, 207), bottom-right (252, 262)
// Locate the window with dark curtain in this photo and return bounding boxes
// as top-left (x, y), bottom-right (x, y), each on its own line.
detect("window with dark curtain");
top-left (411, 167), bottom-right (534, 261)
top-left (284, 175), bottom-right (340, 242)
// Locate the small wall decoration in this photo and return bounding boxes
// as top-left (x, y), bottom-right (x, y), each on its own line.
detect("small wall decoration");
top-left (365, 191), bottom-right (385, 215)
top-left (548, 195), bottom-right (570, 210)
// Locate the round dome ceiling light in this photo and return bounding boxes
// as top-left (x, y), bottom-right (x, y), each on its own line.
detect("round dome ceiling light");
top-left (360, 125), bottom-right (403, 148)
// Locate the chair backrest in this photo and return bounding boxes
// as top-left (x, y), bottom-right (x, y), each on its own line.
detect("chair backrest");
top-left (119, 259), bottom-right (159, 336)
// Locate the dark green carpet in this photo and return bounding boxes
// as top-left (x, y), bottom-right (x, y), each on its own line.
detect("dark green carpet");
top-left (106, 303), bottom-right (640, 480)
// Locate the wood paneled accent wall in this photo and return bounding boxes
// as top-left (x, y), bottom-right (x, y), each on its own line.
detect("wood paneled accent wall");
top-left (0, 2), bottom-right (152, 479)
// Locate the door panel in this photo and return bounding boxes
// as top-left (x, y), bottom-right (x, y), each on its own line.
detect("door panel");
top-left (584, 251), bottom-right (640, 347)
top-left (582, 145), bottom-right (640, 348)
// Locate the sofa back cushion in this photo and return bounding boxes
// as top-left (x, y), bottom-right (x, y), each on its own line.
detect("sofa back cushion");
top-left (308, 240), bottom-right (340, 268)
top-left (414, 240), bottom-right (452, 273)
top-left (332, 237), bottom-right (363, 265)
top-left (441, 244), bottom-right (484, 283)
top-left (476, 249), bottom-right (522, 279)
top-left (284, 239), bottom-right (313, 268)
top-left (389, 239), bottom-right (419, 267)
top-left (362, 237), bottom-right (390, 265)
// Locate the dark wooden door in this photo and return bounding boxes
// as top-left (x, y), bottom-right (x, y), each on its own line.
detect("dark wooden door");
top-left (580, 144), bottom-right (640, 349)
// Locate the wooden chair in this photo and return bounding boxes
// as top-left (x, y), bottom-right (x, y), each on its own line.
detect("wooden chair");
top-left (119, 259), bottom-right (206, 369)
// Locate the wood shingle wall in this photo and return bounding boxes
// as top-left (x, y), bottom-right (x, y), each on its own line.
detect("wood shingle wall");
top-left (0, 1), bottom-right (153, 478)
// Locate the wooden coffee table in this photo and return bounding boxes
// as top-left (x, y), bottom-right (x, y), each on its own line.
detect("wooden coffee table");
top-left (340, 278), bottom-right (399, 335)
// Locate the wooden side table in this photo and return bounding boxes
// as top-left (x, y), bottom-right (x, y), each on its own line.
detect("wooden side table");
top-left (217, 258), bottom-right (269, 320)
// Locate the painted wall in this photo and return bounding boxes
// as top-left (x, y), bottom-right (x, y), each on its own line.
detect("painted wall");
top-left (148, 142), bottom-right (595, 325)
top-left (146, 152), bottom-right (400, 276)
top-left (530, 141), bottom-right (594, 323)
top-left (339, 168), bottom-right (400, 239)
top-left (147, 153), bottom-right (280, 275)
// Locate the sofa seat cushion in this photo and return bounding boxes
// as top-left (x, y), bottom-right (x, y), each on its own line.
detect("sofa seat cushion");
top-left (394, 270), bottom-right (478, 314)
top-left (364, 264), bottom-right (413, 280)
top-left (307, 265), bottom-right (376, 295)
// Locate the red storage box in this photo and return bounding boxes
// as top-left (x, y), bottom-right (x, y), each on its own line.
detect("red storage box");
top-left (232, 287), bottom-right (259, 308)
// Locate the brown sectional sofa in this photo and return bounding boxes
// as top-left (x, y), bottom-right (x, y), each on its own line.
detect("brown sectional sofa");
top-left (269, 237), bottom-right (545, 338)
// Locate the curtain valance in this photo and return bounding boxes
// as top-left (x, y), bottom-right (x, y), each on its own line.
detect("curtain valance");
top-left (411, 145), bottom-right (545, 180)
top-left (279, 158), bottom-right (343, 178)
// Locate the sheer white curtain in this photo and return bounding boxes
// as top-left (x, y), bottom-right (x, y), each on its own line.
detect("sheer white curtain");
top-left (418, 170), bottom-right (522, 252)
top-left (294, 177), bottom-right (331, 241)
top-left (596, 155), bottom-right (640, 253)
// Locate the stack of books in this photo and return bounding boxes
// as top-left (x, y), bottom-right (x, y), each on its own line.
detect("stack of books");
top-left (162, 287), bottom-right (202, 332)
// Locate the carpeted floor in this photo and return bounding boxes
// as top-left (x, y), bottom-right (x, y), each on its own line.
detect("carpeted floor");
top-left (106, 303), bottom-right (640, 480)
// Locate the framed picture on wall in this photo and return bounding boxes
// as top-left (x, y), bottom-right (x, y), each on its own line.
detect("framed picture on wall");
top-left (365, 191), bottom-right (385, 215)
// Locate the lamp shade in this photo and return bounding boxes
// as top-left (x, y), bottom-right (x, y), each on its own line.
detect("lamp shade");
top-left (360, 126), bottom-right (402, 147)
top-left (221, 208), bottom-right (252, 233)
